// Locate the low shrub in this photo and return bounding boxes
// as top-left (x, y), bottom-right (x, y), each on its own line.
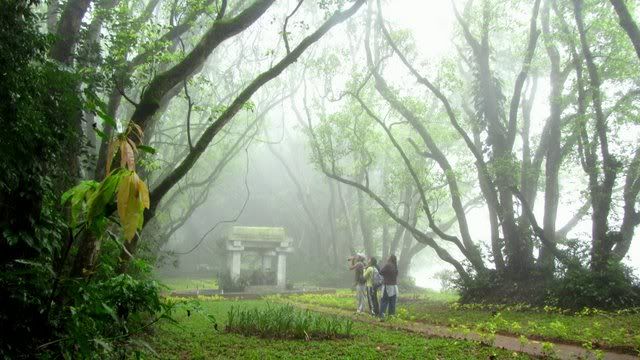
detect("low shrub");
top-left (433, 269), bottom-right (457, 292)
top-left (453, 262), bottom-right (640, 310)
top-left (248, 269), bottom-right (276, 286)
top-left (547, 263), bottom-right (640, 310)
top-left (218, 270), bottom-right (249, 292)
top-left (32, 273), bottom-right (171, 358)
top-left (455, 270), bottom-right (549, 306)
top-left (225, 304), bottom-right (353, 340)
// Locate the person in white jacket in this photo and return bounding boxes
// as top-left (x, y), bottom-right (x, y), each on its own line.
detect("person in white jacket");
top-left (348, 254), bottom-right (367, 313)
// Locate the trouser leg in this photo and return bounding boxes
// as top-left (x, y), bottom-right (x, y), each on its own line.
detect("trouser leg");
top-left (379, 288), bottom-right (389, 317)
top-left (357, 286), bottom-right (366, 312)
top-left (389, 295), bottom-right (397, 316)
top-left (371, 287), bottom-right (379, 315)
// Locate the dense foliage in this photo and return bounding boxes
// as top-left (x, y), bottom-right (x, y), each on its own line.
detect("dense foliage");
top-left (0, 0), bottom-right (79, 355)
top-left (0, 1), bottom-right (164, 357)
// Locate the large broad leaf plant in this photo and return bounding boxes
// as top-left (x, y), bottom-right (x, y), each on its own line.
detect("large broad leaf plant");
top-left (62, 105), bottom-right (152, 243)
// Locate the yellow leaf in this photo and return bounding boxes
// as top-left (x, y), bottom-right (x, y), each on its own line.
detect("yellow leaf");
top-left (106, 139), bottom-right (116, 176)
top-left (138, 176), bottom-right (150, 209)
top-left (137, 200), bottom-right (144, 230)
top-left (130, 171), bottom-right (140, 192)
top-left (127, 138), bottom-right (138, 154)
top-left (120, 140), bottom-right (135, 171)
top-left (123, 190), bottom-right (140, 241)
top-left (131, 123), bottom-right (144, 142)
top-left (119, 140), bottom-right (127, 170)
top-left (117, 172), bottom-right (131, 224)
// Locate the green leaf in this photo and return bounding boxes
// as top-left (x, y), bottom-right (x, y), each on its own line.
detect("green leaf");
top-left (95, 107), bottom-right (117, 128)
top-left (87, 170), bottom-right (126, 229)
top-left (61, 188), bottom-right (75, 205)
top-left (86, 96), bottom-right (117, 128)
top-left (94, 127), bottom-right (108, 141)
top-left (62, 181), bottom-right (100, 226)
top-left (137, 145), bottom-right (156, 154)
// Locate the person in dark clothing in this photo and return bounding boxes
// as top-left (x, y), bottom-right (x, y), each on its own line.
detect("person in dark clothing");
top-left (379, 255), bottom-right (398, 319)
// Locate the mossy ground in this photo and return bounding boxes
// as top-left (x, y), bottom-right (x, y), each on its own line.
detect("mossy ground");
top-left (140, 299), bottom-right (531, 359)
top-left (286, 290), bottom-right (640, 352)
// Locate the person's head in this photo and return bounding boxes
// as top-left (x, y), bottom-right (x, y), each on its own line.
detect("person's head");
top-left (368, 257), bottom-right (377, 267)
top-left (388, 255), bottom-right (397, 267)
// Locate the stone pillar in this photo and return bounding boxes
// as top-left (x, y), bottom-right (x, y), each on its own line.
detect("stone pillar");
top-left (229, 251), bottom-right (241, 281)
top-left (226, 240), bottom-right (244, 281)
top-left (276, 252), bottom-right (287, 288)
top-left (262, 254), bottom-right (272, 272)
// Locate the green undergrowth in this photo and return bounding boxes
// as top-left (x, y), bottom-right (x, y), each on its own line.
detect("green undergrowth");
top-left (402, 301), bottom-right (640, 353)
top-left (226, 304), bottom-right (353, 340)
top-left (139, 299), bottom-right (532, 359)
top-left (282, 289), bottom-right (457, 310)
top-left (285, 291), bottom-right (640, 353)
top-left (157, 276), bottom-right (218, 292)
top-left (281, 291), bottom-right (356, 310)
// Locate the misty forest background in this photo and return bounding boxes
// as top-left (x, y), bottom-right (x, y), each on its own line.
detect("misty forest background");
top-left (2, 0), bottom-right (640, 357)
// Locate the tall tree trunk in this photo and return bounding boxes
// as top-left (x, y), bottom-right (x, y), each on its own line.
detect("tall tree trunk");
top-left (397, 207), bottom-right (418, 279)
top-left (390, 185), bottom-right (411, 256)
top-left (47, 0), bottom-right (60, 33)
top-left (573, 0), bottom-right (621, 273)
top-left (357, 184), bottom-right (374, 257)
top-left (49, 0), bottom-right (94, 181)
top-left (328, 180), bottom-right (340, 267)
top-left (50, 0), bottom-right (92, 65)
top-left (94, 0), bottom-right (209, 180)
top-left (336, 183), bottom-right (357, 255)
top-left (381, 222), bottom-right (389, 261)
top-left (129, 0), bottom-right (276, 135)
top-left (610, 0), bottom-right (640, 61)
top-left (70, 232), bottom-right (100, 278)
top-left (540, 0), bottom-right (562, 274)
top-left (95, 88), bottom-right (121, 180)
top-left (453, 0), bottom-right (542, 277)
top-left (614, 149), bottom-right (640, 260)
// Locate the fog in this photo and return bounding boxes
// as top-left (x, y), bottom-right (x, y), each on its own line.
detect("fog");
top-left (146, 0), bottom-right (640, 291)
top-left (9, 0), bottom-right (640, 356)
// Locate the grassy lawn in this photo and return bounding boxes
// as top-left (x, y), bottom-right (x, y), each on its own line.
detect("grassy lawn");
top-left (141, 298), bottom-right (531, 359)
top-left (157, 276), bottom-right (218, 292)
top-left (401, 300), bottom-right (640, 352)
top-left (286, 290), bottom-right (640, 352)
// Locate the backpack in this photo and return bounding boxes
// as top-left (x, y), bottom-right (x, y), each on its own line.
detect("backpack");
top-left (372, 267), bottom-right (383, 288)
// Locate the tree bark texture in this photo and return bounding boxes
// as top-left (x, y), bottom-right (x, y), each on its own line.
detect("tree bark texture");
top-left (610, 0), bottom-right (640, 61)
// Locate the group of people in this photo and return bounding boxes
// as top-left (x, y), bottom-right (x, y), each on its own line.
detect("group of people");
top-left (348, 254), bottom-right (398, 319)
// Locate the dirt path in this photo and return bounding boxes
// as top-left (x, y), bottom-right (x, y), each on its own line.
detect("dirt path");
top-left (288, 302), bottom-right (638, 360)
